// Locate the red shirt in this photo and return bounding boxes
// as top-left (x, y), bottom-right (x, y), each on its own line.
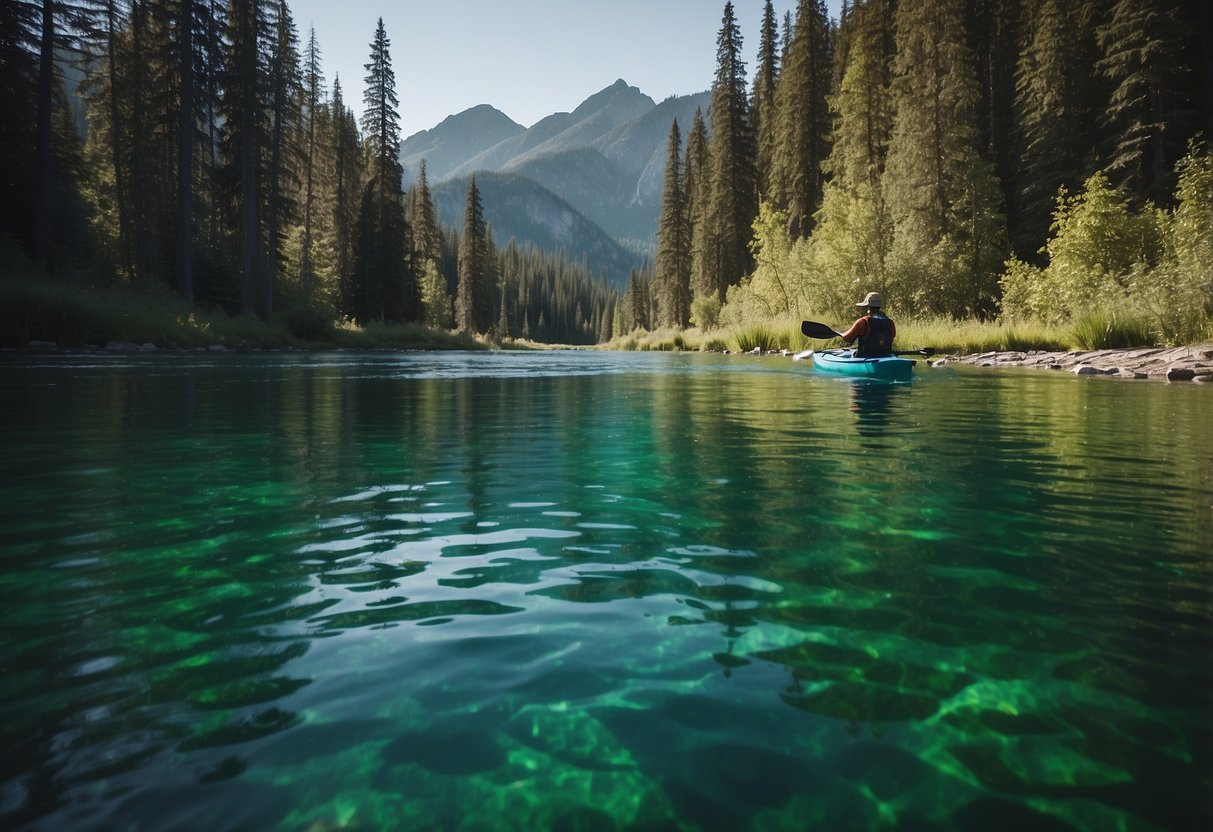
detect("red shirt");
top-left (840, 314), bottom-right (896, 344)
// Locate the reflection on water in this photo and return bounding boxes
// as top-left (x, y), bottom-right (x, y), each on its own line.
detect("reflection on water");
top-left (847, 379), bottom-right (912, 438)
top-left (0, 351), bottom-right (1210, 831)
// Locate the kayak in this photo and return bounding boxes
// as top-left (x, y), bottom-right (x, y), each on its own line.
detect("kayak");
top-left (812, 348), bottom-right (914, 381)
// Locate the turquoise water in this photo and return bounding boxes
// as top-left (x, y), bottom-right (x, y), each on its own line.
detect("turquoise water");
top-left (1, 350), bottom-right (1210, 831)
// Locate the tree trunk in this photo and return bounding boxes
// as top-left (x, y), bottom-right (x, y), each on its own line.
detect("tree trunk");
top-left (106, 0), bottom-right (134, 279)
top-left (238, 2), bottom-right (258, 317)
top-left (176, 0), bottom-right (194, 306)
top-left (34, 0), bottom-right (54, 271)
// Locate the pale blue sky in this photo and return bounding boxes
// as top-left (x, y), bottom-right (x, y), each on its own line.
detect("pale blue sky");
top-left (290, 1), bottom-right (842, 139)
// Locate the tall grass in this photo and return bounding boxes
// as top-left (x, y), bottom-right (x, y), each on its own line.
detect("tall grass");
top-left (733, 324), bottom-right (777, 352)
top-left (1070, 309), bottom-right (1155, 350)
top-left (895, 317), bottom-right (1072, 355)
top-left (605, 314), bottom-right (1104, 356)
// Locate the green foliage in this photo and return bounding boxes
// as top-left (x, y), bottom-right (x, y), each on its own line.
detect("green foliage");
top-left (690, 293), bottom-right (722, 330)
top-left (1001, 143), bottom-right (1212, 346)
top-left (0, 273), bottom-right (486, 351)
top-left (803, 183), bottom-right (891, 313)
top-left (419, 259), bottom-right (453, 330)
top-left (1001, 171), bottom-right (1164, 323)
top-left (722, 203), bottom-right (802, 324)
top-left (279, 301), bottom-right (334, 342)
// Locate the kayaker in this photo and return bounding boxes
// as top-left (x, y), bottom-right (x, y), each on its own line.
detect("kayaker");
top-left (840, 292), bottom-right (895, 357)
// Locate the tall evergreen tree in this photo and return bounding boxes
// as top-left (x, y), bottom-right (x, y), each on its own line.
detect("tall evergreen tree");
top-left (0, 3), bottom-right (40, 254)
top-left (1012, 0), bottom-right (1098, 258)
top-left (263, 0), bottom-right (300, 317)
top-left (967, 0), bottom-right (1021, 214)
top-left (407, 159), bottom-right (442, 265)
top-left (1096, 0), bottom-right (1189, 203)
top-left (354, 18), bottom-right (414, 323)
top-left (298, 25), bottom-right (323, 296)
top-left (684, 107), bottom-right (712, 301)
top-left (827, 0), bottom-right (894, 194)
top-left (703, 1), bottom-right (758, 301)
top-left (654, 120), bottom-right (692, 328)
top-left (884, 0), bottom-right (1006, 315)
top-left (752, 0), bottom-right (780, 200)
top-left (329, 75), bottom-right (361, 317)
top-left (175, 0), bottom-right (196, 305)
top-left (455, 175), bottom-right (489, 333)
top-left (221, 0), bottom-right (268, 316)
top-left (33, 0), bottom-right (56, 269)
top-left (771, 0), bottom-right (833, 239)
top-left (809, 0), bottom-right (897, 298)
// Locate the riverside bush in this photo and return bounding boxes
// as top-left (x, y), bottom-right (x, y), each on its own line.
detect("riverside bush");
top-left (1002, 144), bottom-right (1212, 345)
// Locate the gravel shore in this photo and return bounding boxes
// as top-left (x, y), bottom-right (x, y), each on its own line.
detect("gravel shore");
top-left (942, 343), bottom-right (1213, 382)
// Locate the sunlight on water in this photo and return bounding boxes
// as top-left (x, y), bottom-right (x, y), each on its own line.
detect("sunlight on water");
top-left (0, 351), bottom-right (1210, 831)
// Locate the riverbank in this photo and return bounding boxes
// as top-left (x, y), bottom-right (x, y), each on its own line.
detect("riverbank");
top-left (942, 344), bottom-right (1213, 382)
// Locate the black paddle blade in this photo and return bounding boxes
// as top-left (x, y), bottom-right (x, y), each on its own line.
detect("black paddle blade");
top-left (802, 320), bottom-right (843, 339)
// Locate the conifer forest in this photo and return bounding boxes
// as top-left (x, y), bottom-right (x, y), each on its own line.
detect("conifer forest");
top-left (2, 1), bottom-right (1211, 346)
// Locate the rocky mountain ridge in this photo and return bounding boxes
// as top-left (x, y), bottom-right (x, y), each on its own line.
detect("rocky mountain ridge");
top-left (399, 80), bottom-right (711, 286)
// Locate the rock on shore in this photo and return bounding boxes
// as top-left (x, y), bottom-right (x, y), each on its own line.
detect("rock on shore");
top-left (947, 344), bottom-right (1213, 382)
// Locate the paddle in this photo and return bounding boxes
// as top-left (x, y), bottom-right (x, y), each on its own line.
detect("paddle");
top-left (800, 320), bottom-right (934, 358)
top-left (801, 320), bottom-right (843, 339)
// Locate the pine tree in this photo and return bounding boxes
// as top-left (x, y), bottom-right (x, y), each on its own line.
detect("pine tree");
top-left (771, 0), bottom-right (832, 239)
top-left (175, 0), bottom-right (196, 305)
top-left (221, 0), bottom-right (268, 316)
top-left (685, 107), bottom-right (712, 300)
top-left (88, 0), bottom-right (135, 278)
top-left (264, 0), bottom-right (301, 318)
top-left (0, 2), bottom-right (40, 254)
top-left (354, 17), bottom-right (414, 323)
top-left (810, 0), bottom-right (896, 298)
top-left (329, 75), bottom-right (361, 317)
top-left (654, 120), bottom-right (692, 328)
top-left (752, 0), bottom-right (780, 199)
top-left (884, 0), bottom-right (1006, 315)
top-left (456, 175), bottom-right (487, 333)
top-left (1096, 0), bottom-right (1189, 203)
top-left (703, 1), bottom-right (758, 301)
top-left (1013, 0), bottom-right (1098, 258)
top-left (827, 0), bottom-right (894, 194)
top-left (967, 0), bottom-right (1021, 210)
top-left (298, 25), bottom-right (323, 297)
top-left (33, 0), bottom-right (56, 268)
top-left (408, 159), bottom-right (442, 265)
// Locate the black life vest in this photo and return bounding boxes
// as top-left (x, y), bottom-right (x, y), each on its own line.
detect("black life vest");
top-left (856, 313), bottom-right (893, 357)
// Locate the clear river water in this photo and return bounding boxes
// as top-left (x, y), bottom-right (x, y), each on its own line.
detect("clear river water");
top-left (1, 350), bottom-right (1210, 831)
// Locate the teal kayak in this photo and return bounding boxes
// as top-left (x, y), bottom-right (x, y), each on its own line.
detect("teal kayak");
top-left (812, 348), bottom-right (914, 381)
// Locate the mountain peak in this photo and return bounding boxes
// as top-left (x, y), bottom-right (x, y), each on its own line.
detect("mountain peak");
top-left (571, 79), bottom-right (654, 121)
top-left (400, 105), bottom-right (524, 184)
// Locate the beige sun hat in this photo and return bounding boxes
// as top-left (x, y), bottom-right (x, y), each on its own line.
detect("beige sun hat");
top-left (855, 291), bottom-right (883, 308)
